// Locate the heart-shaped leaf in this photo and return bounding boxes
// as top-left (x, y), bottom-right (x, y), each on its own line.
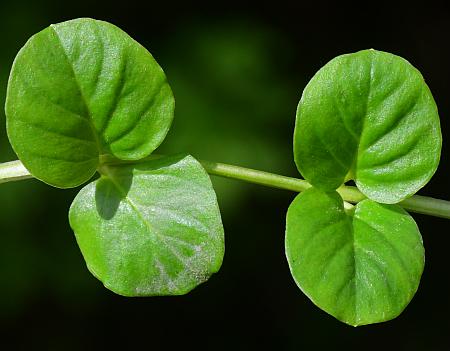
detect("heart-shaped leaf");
top-left (294, 49), bottom-right (441, 203)
top-left (285, 187), bottom-right (424, 326)
top-left (6, 18), bottom-right (174, 188)
top-left (69, 154), bottom-right (224, 296)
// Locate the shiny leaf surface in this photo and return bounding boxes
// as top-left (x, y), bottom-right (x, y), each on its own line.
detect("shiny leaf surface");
top-left (6, 18), bottom-right (174, 188)
top-left (69, 154), bottom-right (224, 296)
top-left (294, 49), bottom-right (441, 203)
top-left (286, 187), bottom-right (424, 326)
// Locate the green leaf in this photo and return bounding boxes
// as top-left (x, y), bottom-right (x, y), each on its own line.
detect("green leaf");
top-left (285, 187), bottom-right (424, 326)
top-left (6, 18), bottom-right (174, 188)
top-left (294, 49), bottom-right (441, 203)
top-left (69, 154), bottom-right (224, 296)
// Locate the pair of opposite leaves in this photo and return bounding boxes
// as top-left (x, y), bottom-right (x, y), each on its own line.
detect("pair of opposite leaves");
top-left (5, 18), bottom-right (441, 326)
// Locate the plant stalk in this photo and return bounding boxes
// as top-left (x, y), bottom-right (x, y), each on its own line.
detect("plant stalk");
top-left (0, 160), bottom-right (33, 184)
top-left (198, 160), bottom-right (450, 219)
top-left (0, 159), bottom-right (449, 219)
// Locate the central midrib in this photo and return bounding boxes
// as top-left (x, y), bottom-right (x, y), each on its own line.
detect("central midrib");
top-left (351, 56), bottom-right (374, 181)
top-left (101, 168), bottom-right (197, 287)
top-left (50, 25), bottom-right (103, 158)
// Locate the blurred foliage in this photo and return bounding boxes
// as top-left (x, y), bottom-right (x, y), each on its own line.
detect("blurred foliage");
top-left (158, 20), bottom-right (299, 210)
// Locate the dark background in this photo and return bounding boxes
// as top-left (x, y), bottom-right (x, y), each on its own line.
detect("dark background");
top-left (0, 1), bottom-right (448, 350)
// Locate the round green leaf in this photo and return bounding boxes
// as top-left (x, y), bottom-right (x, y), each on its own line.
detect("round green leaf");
top-left (6, 18), bottom-right (174, 188)
top-left (285, 187), bottom-right (424, 326)
top-left (69, 154), bottom-right (224, 296)
top-left (294, 49), bottom-right (441, 203)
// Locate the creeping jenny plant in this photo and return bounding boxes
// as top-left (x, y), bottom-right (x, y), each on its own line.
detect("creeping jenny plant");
top-left (1, 18), bottom-right (448, 326)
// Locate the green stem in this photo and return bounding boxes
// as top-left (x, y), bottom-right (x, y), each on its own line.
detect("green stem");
top-left (1, 158), bottom-right (449, 219)
top-left (199, 160), bottom-right (450, 219)
top-left (0, 160), bottom-right (33, 184)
